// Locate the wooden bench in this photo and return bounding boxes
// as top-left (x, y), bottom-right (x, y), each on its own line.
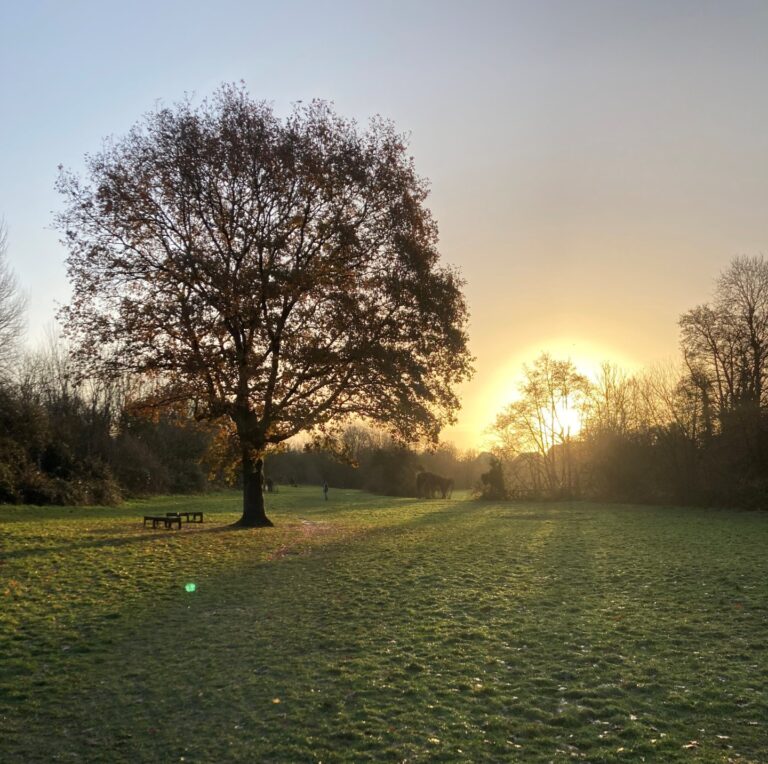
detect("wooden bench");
top-left (143, 515), bottom-right (182, 529)
top-left (166, 512), bottom-right (204, 523)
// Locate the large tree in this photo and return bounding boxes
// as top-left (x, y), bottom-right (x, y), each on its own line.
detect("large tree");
top-left (57, 86), bottom-right (472, 526)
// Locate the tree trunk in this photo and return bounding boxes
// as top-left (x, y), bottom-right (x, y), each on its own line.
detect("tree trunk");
top-left (237, 450), bottom-right (273, 527)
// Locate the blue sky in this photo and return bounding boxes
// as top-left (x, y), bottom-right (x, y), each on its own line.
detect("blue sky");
top-left (2, 0), bottom-right (768, 446)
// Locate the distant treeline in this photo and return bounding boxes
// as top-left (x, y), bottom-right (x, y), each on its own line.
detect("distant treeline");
top-left (0, 340), bottom-right (488, 505)
top-left (265, 429), bottom-right (489, 496)
top-left (486, 256), bottom-right (768, 509)
top-left (0, 343), bottom-right (215, 505)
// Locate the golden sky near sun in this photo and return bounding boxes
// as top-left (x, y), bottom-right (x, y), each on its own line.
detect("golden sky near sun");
top-left (442, 336), bottom-right (646, 451)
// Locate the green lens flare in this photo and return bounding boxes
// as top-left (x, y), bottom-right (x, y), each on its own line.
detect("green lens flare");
top-left (185, 583), bottom-right (196, 593)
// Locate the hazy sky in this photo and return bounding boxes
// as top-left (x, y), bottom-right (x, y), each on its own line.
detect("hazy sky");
top-left (2, 0), bottom-right (767, 448)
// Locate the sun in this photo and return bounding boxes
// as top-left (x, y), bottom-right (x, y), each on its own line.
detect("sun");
top-left (547, 399), bottom-right (584, 438)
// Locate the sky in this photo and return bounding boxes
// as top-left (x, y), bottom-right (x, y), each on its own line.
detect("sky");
top-left (2, 0), bottom-right (768, 449)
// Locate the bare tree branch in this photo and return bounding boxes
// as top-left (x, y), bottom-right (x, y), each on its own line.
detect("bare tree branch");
top-left (0, 221), bottom-right (27, 376)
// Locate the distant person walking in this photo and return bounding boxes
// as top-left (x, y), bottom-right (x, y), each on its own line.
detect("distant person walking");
top-left (323, 481), bottom-right (329, 501)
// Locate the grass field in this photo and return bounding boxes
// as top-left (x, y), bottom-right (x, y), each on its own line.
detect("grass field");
top-left (2, 490), bottom-right (768, 762)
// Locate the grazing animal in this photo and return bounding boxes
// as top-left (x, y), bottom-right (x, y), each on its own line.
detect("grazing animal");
top-left (416, 470), bottom-right (453, 499)
top-left (437, 476), bottom-right (454, 498)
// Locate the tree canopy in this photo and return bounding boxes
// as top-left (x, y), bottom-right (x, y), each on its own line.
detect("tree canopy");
top-left (57, 85), bottom-right (472, 525)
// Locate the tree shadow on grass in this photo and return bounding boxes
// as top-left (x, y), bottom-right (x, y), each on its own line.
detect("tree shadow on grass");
top-left (4, 496), bottom-right (533, 564)
top-left (3, 521), bottom-right (248, 560)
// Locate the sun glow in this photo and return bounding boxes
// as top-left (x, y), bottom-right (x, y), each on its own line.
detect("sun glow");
top-left (543, 399), bottom-right (584, 439)
top-left (475, 339), bottom-right (643, 447)
top-left (447, 337), bottom-right (644, 451)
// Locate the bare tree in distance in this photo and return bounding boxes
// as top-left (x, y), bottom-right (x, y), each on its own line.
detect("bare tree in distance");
top-left (492, 354), bottom-right (591, 497)
top-left (680, 254), bottom-right (768, 474)
top-left (583, 361), bottom-right (636, 438)
top-left (0, 221), bottom-right (26, 376)
top-left (56, 85), bottom-right (473, 526)
top-left (634, 361), bottom-right (707, 444)
top-left (680, 255), bottom-right (768, 420)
